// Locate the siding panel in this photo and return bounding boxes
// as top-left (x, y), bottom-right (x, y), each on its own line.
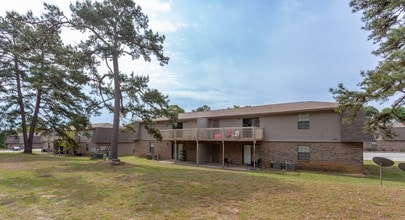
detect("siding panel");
top-left (262, 111), bottom-right (341, 141)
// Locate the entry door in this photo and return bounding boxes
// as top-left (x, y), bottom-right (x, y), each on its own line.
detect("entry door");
top-left (243, 145), bottom-right (252, 165)
top-left (210, 144), bottom-right (220, 163)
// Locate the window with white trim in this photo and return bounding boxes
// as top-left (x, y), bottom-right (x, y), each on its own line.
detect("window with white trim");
top-left (297, 145), bottom-right (310, 161)
top-left (298, 114), bottom-right (310, 129)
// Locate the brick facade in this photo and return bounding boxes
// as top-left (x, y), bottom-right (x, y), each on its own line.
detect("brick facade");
top-left (148, 140), bottom-right (364, 173)
top-left (260, 141), bottom-right (363, 173)
top-left (376, 140), bottom-right (405, 152)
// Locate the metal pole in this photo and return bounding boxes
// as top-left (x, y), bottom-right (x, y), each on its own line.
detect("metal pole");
top-left (380, 163), bottom-right (382, 186)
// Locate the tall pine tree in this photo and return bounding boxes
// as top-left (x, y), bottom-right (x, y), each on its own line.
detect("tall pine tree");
top-left (70, 0), bottom-right (171, 161)
top-left (331, 0), bottom-right (404, 136)
top-left (0, 6), bottom-right (97, 153)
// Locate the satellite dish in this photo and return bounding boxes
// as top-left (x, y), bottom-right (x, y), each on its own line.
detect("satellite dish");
top-left (372, 157), bottom-right (394, 186)
top-left (372, 157), bottom-right (394, 167)
top-left (399, 163), bottom-right (405, 172)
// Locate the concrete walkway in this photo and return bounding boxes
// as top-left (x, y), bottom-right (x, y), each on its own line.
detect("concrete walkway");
top-left (364, 152), bottom-right (405, 162)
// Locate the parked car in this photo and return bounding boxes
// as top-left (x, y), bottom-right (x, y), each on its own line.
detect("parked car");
top-left (12, 146), bottom-right (22, 151)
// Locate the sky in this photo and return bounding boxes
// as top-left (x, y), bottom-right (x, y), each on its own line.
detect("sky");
top-left (0, 0), bottom-right (379, 123)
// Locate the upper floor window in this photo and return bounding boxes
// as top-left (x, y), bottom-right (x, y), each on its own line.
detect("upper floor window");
top-left (172, 122), bottom-right (183, 129)
top-left (213, 120), bottom-right (219, 128)
top-left (243, 118), bottom-right (260, 127)
top-left (298, 114), bottom-right (310, 129)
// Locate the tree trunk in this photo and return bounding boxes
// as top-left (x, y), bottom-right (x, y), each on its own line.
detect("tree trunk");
top-left (27, 90), bottom-right (42, 153)
top-left (14, 58), bottom-right (29, 152)
top-left (110, 52), bottom-right (121, 160)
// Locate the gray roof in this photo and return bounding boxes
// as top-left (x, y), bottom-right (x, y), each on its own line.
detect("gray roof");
top-left (156, 101), bottom-right (338, 121)
top-left (6, 135), bottom-right (44, 144)
top-left (91, 127), bottom-right (136, 143)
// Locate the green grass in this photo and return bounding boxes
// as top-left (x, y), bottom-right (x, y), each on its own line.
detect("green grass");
top-left (0, 153), bottom-right (404, 219)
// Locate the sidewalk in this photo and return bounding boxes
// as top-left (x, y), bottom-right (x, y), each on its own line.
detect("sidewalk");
top-left (363, 152), bottom-right (405, 162)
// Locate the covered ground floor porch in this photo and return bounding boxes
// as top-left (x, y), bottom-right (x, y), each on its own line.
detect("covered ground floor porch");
top-left (169, 140), bottom-right (262, 169)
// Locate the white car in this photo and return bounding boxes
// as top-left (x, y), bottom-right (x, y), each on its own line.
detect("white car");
top-left (12, 146), bottom-right (22, 151)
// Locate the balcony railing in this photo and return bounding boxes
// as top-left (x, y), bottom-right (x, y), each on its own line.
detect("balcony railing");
top-left (160, 127), bottom-right (263, 142)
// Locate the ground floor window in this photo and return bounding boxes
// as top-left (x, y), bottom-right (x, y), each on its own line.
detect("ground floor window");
top-left (297, 145), bottom-right (310, 161)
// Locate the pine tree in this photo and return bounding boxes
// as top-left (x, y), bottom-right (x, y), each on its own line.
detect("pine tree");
top-left (70, 0), bottom-right (170, 160)
top-left (331, 0), bottom-right (404, 136)
top-left (0, 6), bottom-right (97, 153)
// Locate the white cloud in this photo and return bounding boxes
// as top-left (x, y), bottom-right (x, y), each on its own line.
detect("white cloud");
top-left (136, 0), bottom-right (187, 33)
top-left (136, 0), bottom-right (172, 13)
top-left (168, 90), bottom-right (224, 101)
top-left (149, 20), bottom-right (187, 33)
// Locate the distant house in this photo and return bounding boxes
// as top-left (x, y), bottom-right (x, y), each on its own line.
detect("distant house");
top-left (376, 123), bottom-right (405, 152)
top-left (132, 101), bottom-right (370, 173)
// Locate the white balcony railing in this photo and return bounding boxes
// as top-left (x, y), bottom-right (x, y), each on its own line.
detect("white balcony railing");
top-left (160, 127), bottom-right (263, 142)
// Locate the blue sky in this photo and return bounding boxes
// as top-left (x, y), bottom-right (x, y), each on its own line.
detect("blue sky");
top-left (0, 0), bottom-right (379, 123)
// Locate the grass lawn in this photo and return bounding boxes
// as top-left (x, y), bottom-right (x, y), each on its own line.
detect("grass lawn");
top-left (0, 153), bottom-right (404, 219)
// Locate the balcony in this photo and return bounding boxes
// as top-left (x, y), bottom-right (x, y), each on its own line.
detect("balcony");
top-left (160, 127), bottom-right (264, 142)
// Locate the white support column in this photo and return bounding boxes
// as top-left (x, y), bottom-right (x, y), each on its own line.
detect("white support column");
top-left (174, 140), bottom-right (177, 163)
top-left (222, 128), bottom-right (225, 168)
top-left (155, 139), bottom-right (159, 161)
top-left (222, 140), bottom-right (225, 168)
top-left (253, 127), bottom-right (257, 170)
top-left (253, 142), bottom-right (256, 169)
top-left (196, 140), bottom-right (199, 166)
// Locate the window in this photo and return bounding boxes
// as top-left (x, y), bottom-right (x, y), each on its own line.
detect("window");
top-left (298, 114), bottom-right (310, 129)
top-left (297, 145), bottom-right (310, 161)
top-left (213, 120), bottom-right (219, 128)
top-left (243, 118), bottom-right (260, 127)
top-left (172, 122), bottom-right (183, 129)
top-left (149, 142), bottom-right (155, 153)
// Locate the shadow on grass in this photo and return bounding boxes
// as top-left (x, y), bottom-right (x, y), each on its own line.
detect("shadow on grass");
top-left (0, 152), bottom-right (75, 163)
top-left (363, 160), bottom-right (405, 183)
top-left (1, 155), bottom-right (302, 219)
top-left (2, 155), bottom-right (405, 219)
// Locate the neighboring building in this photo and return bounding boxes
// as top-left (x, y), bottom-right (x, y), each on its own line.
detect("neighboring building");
top-left (5, 134), bottom-right (51, 150)
top-left (133, 101), bottom-right (370, 173)
top-left (77, 123), bottom-right (137, 156)
top-left (376, 123), bottom-right (405, 152)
